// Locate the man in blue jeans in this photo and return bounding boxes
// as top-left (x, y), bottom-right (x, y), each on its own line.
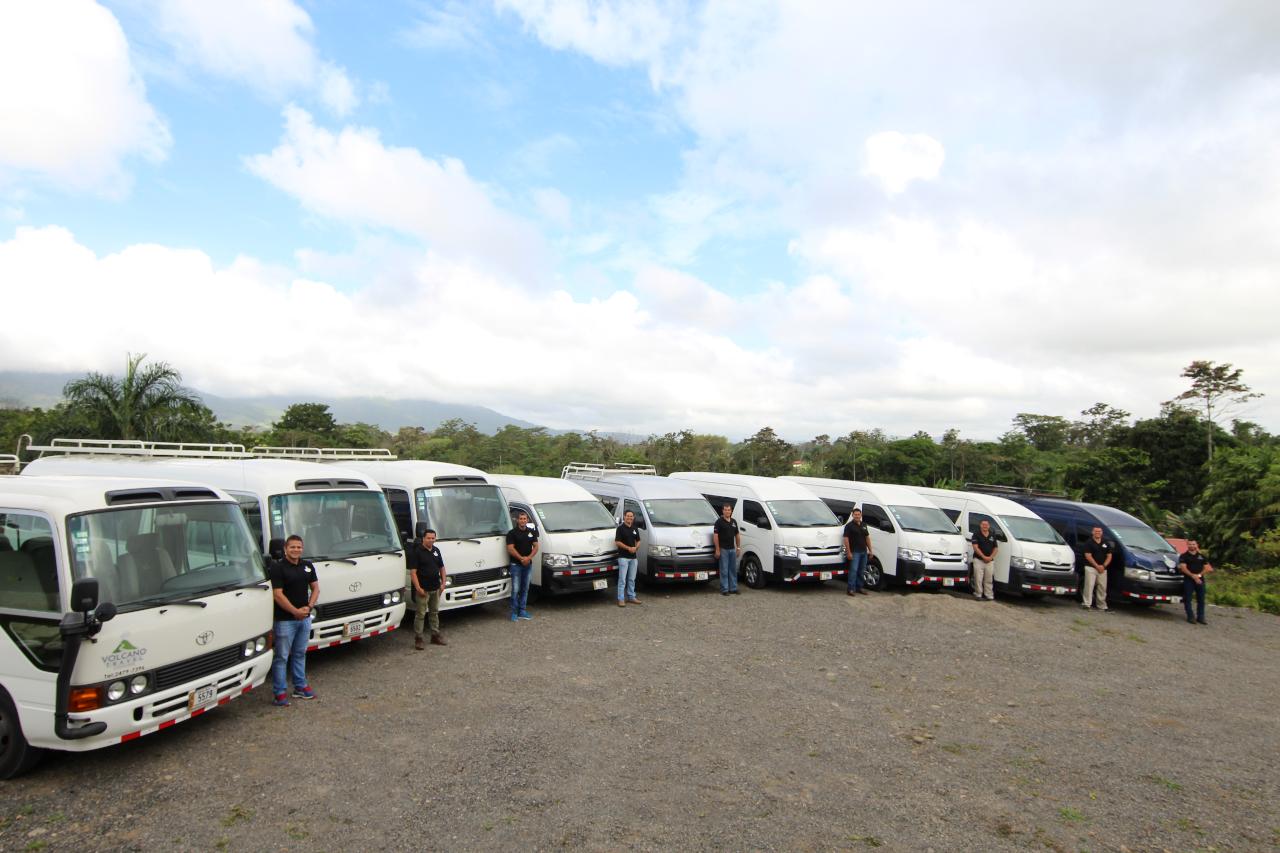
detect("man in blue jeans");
top-left (269, 535), bottom-right (319, 706)
top-left (615, 510), bottom-right (641, 607)
top-left (1178, 540), bottom-right (1214, 625)
top-left (506, 511), bottom-right (539, 621)
top-left (713, 503), bottom-right (740, 596)
top-left (843, 508), bottom-right (872, 596)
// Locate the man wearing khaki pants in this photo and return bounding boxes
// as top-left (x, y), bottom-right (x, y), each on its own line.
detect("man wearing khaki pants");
top-left (970, 519), bottom-right (998, 601)
top-left (1081, 526), bottom-right (1112, 611)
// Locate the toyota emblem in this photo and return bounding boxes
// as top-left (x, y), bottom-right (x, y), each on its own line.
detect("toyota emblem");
top-left (349, 581), bottom-right (363, 593)
top-left (195, 630), bottom-right (214, 646)
top-left (475, 559), bottom-right (483, 568)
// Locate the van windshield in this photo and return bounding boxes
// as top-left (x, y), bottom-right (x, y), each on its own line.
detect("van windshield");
top-left (1111, 525), bottom-right (1176, 554)
top-left (534, 500), bottom-right (617, 533)
top-left (765, 500), bottom-right (839, 528)
top-left (999, 515), bottom-right (1066, 545)
top-left (643, 499), bottom-right (718, 527)
top-left (67, 502), bottom-right (266, 612)
top-left (268, 491), bottom-right (399, 560)
top-left (415, 484), bottom-right (512, 539)
top-left (889, 505), bottom-right (958, 534)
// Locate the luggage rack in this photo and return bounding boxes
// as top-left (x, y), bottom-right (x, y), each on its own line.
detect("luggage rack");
top-left (251, 446), bottom-right (398, 462)
top-left (0, 453), bottom-right (19, 474)
top-left (19, 436), bottom-right (252, 460)
top-left (561, 462), bottom-right (658, 481)
top-left (965, 482), bottom-right (1069, 500)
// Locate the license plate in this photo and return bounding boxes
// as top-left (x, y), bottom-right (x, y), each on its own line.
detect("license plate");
top-left (695, 571), bottom-right (708, 581)
top-left (474, 588), bottom-right (486, 600)
top-left (343, 619), bottom-right (365, 638)
top-left (943, 578), bottom-right (954, 587)
top-left (1171, 596), bottom-right (1182, 603)
top-left (1054, 586), bottom-right (1067, 595)
top-left (592, 579), bottom-right (608, 591)
top-left (820, 571), bottom-right (832, 581)
top-left (188, 683), bottom-right (216, 711)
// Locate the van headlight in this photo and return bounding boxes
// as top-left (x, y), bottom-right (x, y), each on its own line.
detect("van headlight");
top-left (648, 544), bottom-right (673, 558)
top-left (543, 553), bottom-right (570, 568)
top-left (129, 674), bottom-right (149, 695)
top-left (106, 681), bottom-right (127, 702)
top-left (1010, 556), bottom-right (1037, 571)
top-left (898, 547), bottom-right (923, 563)
top-left (1124, 568), bottom-right (1153, 581)
top-left (774, 544), bottom-right (799, 558)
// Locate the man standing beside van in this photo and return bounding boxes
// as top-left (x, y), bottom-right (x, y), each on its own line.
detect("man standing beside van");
top-left (1082, 526), bottom-right (1112, 611)
top-left (971, 519), bottom-right (998, 601)
top-left (269, 534), bottom-right (319, 706)
top-left (408, 528), bottom-right (448, 649)
top-left (615, 510), bottom-right (641, 607)
top-left (843, 508), bottom-right (872, 596)
top-left (1178, 540), bottom-right (1214, 625)
top-left (714, 504), bottom-right (741, 596)
top-left (506, 511), bottom-right (539, 621)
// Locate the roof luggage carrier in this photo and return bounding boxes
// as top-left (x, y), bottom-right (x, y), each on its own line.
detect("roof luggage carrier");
top-left (19, 436), bottom-right (252, 460)
top-left (964, 482), bottom-right (1070, 500)
top-left (251, 446), bottom-right (398, 462)
top-left (0, 453), bottom-right (19, 474)
top-left (561, 462), bottom-right (658, 481)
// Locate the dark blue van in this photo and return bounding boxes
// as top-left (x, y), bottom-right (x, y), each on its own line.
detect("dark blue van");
top-left (968, 486), bottom-right (1183, 605)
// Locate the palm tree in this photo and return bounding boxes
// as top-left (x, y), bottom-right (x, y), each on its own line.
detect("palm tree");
top-left (63, 353), bottom-right (201, 440)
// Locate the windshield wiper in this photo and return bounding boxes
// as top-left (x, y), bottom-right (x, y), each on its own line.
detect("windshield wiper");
top-left (131, 594), bottom-right (209, 608)
top-left (315, 556), bottom-right (358, 565)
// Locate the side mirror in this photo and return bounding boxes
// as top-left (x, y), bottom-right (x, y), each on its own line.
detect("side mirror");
top-left (756, 518), bottom-right (772, 530)
top-left (69, 577), bottom-right (99, 613)
top-left (964, 531), bottom-right (974, 541)
top-left (995, 531), bottom-right (1007, 542)
top-left (268, 537), bottom-right (285, 561)
top-left (95, 602), bottom-right (117, 623)
top-left (414, 521), bottom-right (431, 539)
top-left (880, 520), bottom-right (895, 533)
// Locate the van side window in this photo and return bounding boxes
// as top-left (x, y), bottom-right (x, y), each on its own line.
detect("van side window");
top-left (742, 500), bottom-right (769, 528)
top-left (822, 498), bottom-right (855, 522)
top-left (598, 494), bottom-right (620, 515)
top-left (623, 499), bottom-right (645, 529)
top-left (970, 512), bottom-right (1005, 541)
top-left (940, 508), bottom-right (961, 523)
top-left (383, 488), bottom-right (412, 539)
top-left (0, 512), bottom-right (59, 613)
top-left (861, 503), bottom-right (891, 531)
top-left (702, 494), bottom-right (735, 515)
top-left (228, 493), bottom-right (264, 551)
top-left (510, 504), bottom-right (533, 528)
top-left (1046, 518), bottom-right (1073, 545)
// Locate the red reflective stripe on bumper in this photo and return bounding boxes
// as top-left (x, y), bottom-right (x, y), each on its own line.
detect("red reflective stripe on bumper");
top-left (120, 730), bottom-right (142, 742)
top-left (118, 677), bottom-right (257, 744)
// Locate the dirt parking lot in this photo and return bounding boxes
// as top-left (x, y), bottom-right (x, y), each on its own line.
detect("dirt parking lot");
top-left (1, 581), bottom-right (1278, 852)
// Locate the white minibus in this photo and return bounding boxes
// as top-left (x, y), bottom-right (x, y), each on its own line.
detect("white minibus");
top-left (0, 475), bottom-right (272, 777)
top-left (783, 477), bottom-right (967, 591)
top-left (668, 472), bottom-right (846, 588)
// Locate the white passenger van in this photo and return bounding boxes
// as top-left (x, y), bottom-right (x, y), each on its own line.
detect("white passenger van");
top-left (668, 472), bottom-right (846, 588)
top-left (21, 439), bottom-right (406, 652)
top-left (489, 475), bottom-right (618, 594)
top-left (0, 474), bottom-right (272, 778)
top-left (912, 487), bottom-right (1078, 598)
top-left (783, 477), bottom-right (967, 591)
top-left (562, 463), bottom-right (718, 584)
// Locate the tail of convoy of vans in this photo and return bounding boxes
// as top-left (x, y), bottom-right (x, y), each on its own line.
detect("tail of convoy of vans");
top-left (0, 474), bottom-right (273, 778)
top-left (490, 475), bottom-right (619, 594)
top-left (911, 486), bottom-right (1078, 598)
top-left (669, 472), bottom-right (846, 588)
top-left (279, 452), bottom-right (514, 610)
top-left (968, 485), bottom-right (1184, 605)
top-left (20, 439), bottom-right (406, 651)
top-left (561, 463), bottom-right (718, 584)
top-left (783, 477), bottom-right (967, 591)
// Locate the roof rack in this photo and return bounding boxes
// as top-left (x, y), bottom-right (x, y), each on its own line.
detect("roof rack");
top-left (0, 453), bottom-right (20, 474)
top-left (251, 446), bottom-right (398, 461)
top-left (964, 482), bottom-right (1069, 500)
top-left (23, 437), bottom-right (252, 459)
top-left (562, 462), bottom-right (658, 481)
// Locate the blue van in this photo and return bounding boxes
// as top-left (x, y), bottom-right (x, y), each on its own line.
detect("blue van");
top-left (968, 486), bottom-right (1183, 605)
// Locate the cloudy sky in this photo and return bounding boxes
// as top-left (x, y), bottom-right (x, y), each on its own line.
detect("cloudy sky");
top-left (1, 1), bottom-right (1277, 440)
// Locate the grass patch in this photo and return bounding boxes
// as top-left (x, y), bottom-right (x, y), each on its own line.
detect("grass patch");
top-left (1206, 565), bottom-right (1280, 614)
top-left (846, 836), bottom-right (883, 848)
top-left (1148, 773), bottom-right (1182, 791)
top-left (1058, 807), bottom-right (1085, 822)
top-left (285, 824), bottom-right (308, 841)
top-left (220, 805), bottom-right (254, 827)
top-left (25, 842), bottom-right (46, 852)
top-left (1125, 632), bottom-right (1147, 644)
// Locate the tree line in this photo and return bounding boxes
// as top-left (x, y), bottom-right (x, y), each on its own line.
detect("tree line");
top-left (2, 355), bottom-right (1274, 569)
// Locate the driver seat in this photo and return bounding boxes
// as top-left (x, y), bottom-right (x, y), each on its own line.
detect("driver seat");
top-left (118, 533), bottom-right (177, 599)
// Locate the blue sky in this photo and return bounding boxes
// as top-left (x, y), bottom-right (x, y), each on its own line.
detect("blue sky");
top-left (1, 1), bottom-right (1278, 440)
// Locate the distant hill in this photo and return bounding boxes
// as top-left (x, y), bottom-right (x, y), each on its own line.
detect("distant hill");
top-left (0, 371), bottom-right (542, 434)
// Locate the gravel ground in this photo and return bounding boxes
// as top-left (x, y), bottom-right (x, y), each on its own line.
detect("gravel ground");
top-left (2, 582), bottom-right (1278, 852)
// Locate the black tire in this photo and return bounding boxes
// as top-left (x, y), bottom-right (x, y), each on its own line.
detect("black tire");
top-left (742, 555), bottom-right (767, 589)
top-left (0, 688), bottom-right (42, 779)
top-left (862, 557), bottom-right (886, 591)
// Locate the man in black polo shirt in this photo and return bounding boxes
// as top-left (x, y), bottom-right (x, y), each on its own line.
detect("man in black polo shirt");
top-left (1081, 526), bottom-right (1112, 611)
top-left (843, 508), bottom-right (872, 596)
top-left (269, 534), bottom-right (320, 706)
top-left (615, 510), bottom-right (641, 607)
top-left (506, 511), bottom-right (539, 621)
top-left (713, 503), bottom-right (740, 596)
top-left (408, 528), bottom-right (448, 649)
top-left (971, 519), bottom-right (998, 601)
top-left (1178, 540), bottom-right (1214, 625)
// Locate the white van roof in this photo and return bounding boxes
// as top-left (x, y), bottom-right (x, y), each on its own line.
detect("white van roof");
top-left (913, 486), bottom-right (1040, 519)
top-left (489, 474), bottom-right (599, 503)
top-left (670, 472), bottom-right (827, 502)
top-left (783, 476), bottom-right (940, 508)
top-left (1, 474), bottom-right (235, 517)
top-left (338, 459), bottom-right (494, 487)
top-left (22, 456), bottom-right (380, 496)
top-left (577, 474), bottom-right (707, 501)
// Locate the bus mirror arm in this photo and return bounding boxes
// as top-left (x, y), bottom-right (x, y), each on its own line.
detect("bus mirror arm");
top-left (54, 578), bottom-right (115, 741)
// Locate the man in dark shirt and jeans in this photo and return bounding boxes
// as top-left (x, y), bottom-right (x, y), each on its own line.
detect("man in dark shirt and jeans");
top-left (843, 508), bottom-right (872, 596)
top-left (971, 519), bottom-right (998, 601)
top-left (269, 534), bottom-right (319, 706)
top-left (713, 504), bottom-right (740, 596)
top-left (408, 528), bottom-right (448, 649)
top-left (506, 511), bottom-right (539, 621)
top-left (1178, 540), bottom-right (1214, 625)
top-left (615, 510), bottom-right (641, 607)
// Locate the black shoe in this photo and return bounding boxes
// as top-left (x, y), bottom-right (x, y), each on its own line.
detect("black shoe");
top-left (721, 591), bottom-right (730, 596)
top-left (1197, 618), bottom-right (1208, 625)
top-left (1187, 617), bottom-right (1195, 624)
top-left (731, 589), bottom-right (740, 595)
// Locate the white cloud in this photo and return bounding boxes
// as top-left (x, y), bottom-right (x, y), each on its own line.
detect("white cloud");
top-left (148, 0), bottom-right (360, 116)
top-left (245, 107), bottom-right (545, 277)
top-left (863, 132), bottom-right (945, 195)
top-left (0, 0), bottom-right (169, 194)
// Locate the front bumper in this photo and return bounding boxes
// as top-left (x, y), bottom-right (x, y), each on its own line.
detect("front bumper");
top-left (1013, 566), bottom-right (1079, 596)
top-left (546, 562), bottom-right (618, 593)
top-left (898, 558), bottom-right (969, 587)
top-left (649, 553), bottom-right (718, 582)
top-left (1119, 574), bottom-right (1183, 603)
top-left (773, 554), bottom-right (847, 583)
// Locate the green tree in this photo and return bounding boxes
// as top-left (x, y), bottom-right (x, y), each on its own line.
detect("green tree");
top-left (1125, 406), bottom-right (1210, 512)
top-left (1012, 413), bottom-right (1071, 452)
top-left (62, 353), bottom-right (203, 440)
top-left (1194, 444), bottom-right (1279, 565)
top-left (273, 403), bottom-right (339, 439)
top-left (1069, 403), bottom-right (1131, 449)
top-left (1168, 360), bottom-right (1262, 466)
top-left (733, 427), bottom-right (794, 476)
top-left (1064, 447), bottom-right (1156, 514)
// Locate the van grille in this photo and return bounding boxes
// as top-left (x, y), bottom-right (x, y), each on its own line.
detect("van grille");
top-left (315, 592), bottom-right (385, 621)
top-left (451, 566), bottom-right (508, 585)
top-left (153, 644), bottom-right (246, 691)
top-left (928, 552), bottom-right (965, 563)
top-left (571, 551), bottom-right (617, 567)
top-left (803, 545), bottom-right (843, 557)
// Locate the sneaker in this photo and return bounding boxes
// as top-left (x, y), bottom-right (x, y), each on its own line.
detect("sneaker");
top-left (858, 589), bottom-right (869, 596)
top-left (721, 590), bottom-right (730, 596)
top-left (292, 686), bottom-right (316, 700)
top-left (730, 589), bottom-right (740, 595)
top-left (273, 692), bottom-right (290, 707)
top-left (617, 600), bottom-right (626, 607)
top-left (1081, 604), bottom-right (1092, 609)
top-left (847, 591), bottom-right (857, 597)
top-left (518, 612), bottom-right (532, 621)
top-left (1186, 616), bottom-right (1195, 624)
top-left (1196, 618), bottom-right (1208, 625)
top-left (510, 613), bottom-right (520, 622)
top-left (628, 598), bottom-right (642, 605)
